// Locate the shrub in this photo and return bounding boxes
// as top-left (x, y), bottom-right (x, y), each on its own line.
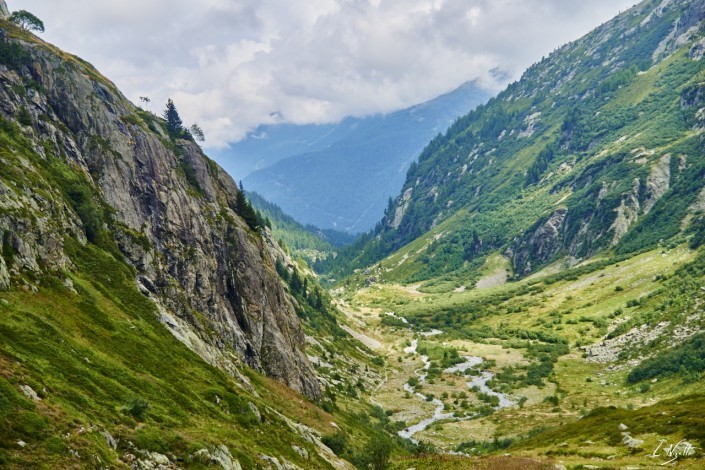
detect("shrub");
top-left (123, 397), bottom-right (150, 420)
top-left (17, 106), bottom-right (31, 126)
top-left (478, 392), bottom-right (500, 407)
top-left (0, 39), bottom-right (28, 71)
top-left (321, 432), bottom-right (347, 456)
top-left (67, 183), bottom-right (104, 242)
top-left (353, 435), bottom-right (392, 470)
top-left (627, 334), bottom-right (705, 383)
top-left (543, 395), bottom-right (559, 406)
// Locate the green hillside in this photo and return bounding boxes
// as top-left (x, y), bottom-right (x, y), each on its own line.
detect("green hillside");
top-left (336, 241), bottom-right (705, 468)
top-left (319, 0), bottom-right (705, 286)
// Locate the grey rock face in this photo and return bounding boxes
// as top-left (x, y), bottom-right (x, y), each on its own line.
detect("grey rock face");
top-left (0, 29), bottom-right (319, 399)
top-left (512, 208), bottom-right (567, 274)
top-left (689, 37), bottom-right (705, 59)
top-left (682, 0), bottom-right (705, 34)
top-left (100, 429), bottom-right (119, 450)
top-left (511, 152), bottom-right (674, 275)
top-left (0, 1), bottom-right (9, 19)
top-left (188, 446), bottom-right (242, 470)
top-left (212, 445), bottom-right (242, 470)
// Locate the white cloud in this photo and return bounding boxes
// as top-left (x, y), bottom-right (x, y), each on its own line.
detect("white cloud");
top-left (18, 0), bottom-right (637, 148)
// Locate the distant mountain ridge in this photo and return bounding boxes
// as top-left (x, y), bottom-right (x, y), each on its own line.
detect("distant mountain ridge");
top-left (225, 81), bottom-right (490, 233)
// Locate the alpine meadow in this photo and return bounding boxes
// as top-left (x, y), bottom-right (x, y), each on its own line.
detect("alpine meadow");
top-left (1, 0), bottom-right (705, 469)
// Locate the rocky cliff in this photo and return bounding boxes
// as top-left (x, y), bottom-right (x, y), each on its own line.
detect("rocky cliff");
top-left (0, 20), bottom-right (320, 399)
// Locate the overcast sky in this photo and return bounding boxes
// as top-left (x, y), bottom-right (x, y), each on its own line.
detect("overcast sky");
top-left (18, 0), bottom-right (637, 148)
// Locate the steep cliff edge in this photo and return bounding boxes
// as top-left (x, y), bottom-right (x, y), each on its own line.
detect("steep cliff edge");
top-left (0, 20), bottom-right (319, 399)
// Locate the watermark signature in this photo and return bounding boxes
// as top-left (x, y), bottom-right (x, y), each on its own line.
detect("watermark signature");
top-left (649, 439), bottom-right (697, 465)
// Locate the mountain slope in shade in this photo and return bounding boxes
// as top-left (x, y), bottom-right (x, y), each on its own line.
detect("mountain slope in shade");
top-left (240, 81), bottom-right (490, 233)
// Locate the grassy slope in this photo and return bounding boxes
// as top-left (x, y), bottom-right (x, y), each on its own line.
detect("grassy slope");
top-left (0, 122), bottom-right (404, 468)
top-left (392, 46), bottom-right (704, 286)
top-left (0, 242), bottom-right (334, 468)
top-left (0, 243), bottom-right (426, 468)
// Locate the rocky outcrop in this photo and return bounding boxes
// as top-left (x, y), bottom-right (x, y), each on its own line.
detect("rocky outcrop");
top-left (390, 188), bottom-right (413, 229)
top-left (189, 445), bottom-right (242, 470)
top-left (584, 321), bottom-right (671, 364)
top-left (511, 208), bottom-right (567, 274)
top-left (610, 179), bottom-right (641, 245)
top-left (0, 26), bottom-right (319, 398)
top-left (0, 1), bottom-right (8, 19)
top-left (682, 0), bottom-right (705, 34)
top-left (681, 82), bottom-right (705, 130)
top-left (653, 0), bottom-right (705, 63)
top-left (689, 37), bottom-right (705, 59)
top-left (511, 162), bottom-right (671, 273)
top-left (643, 155), bottom-right (671, 214)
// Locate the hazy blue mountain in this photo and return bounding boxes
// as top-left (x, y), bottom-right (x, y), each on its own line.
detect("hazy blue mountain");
top-left (236, 81), bottom-right (490, 232)
top-left (210, 117), bottom-right (365, 180)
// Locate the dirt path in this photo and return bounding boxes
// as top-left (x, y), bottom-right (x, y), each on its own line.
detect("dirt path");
top-left (336, 301), bottom-right (385, 351)
top-left (475, 267), bottom-right (508, 289)
top-left (340, 325), bottom-right (383, 351)
top-left (402, 282), bottom-right (425, 295)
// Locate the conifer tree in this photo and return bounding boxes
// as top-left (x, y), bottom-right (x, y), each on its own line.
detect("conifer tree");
top-left (290, 269), bottom-right (303, 293)
top-left (163, 98), bottom-right (184, 138)
top-left (275, 259), bottom-right (290, 282)
top-left (190, 123), bottom-right (205, 142)
top-left (235, 183), bottom-right (261, 231)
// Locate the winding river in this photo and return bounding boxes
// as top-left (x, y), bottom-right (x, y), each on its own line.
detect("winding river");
top-left (396, 327), bottom-right (515, 442)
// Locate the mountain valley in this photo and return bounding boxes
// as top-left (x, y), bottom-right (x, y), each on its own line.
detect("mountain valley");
top-left (1, 0), bottom-right (705, 469)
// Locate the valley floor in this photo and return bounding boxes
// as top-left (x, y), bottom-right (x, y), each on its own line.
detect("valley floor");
top-left (334, 245), bottom-right (705, 469)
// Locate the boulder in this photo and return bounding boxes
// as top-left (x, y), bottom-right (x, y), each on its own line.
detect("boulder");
top-left (19, 385), bottom-right (40, 401)
top-left (622, 434), bottom-right (644, 449)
